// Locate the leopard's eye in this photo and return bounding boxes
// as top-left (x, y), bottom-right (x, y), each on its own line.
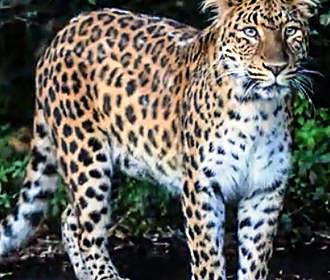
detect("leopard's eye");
top-left (243, 27), bottom-right (259, 38)
top-left (285, 27), bottom-right (298, 37)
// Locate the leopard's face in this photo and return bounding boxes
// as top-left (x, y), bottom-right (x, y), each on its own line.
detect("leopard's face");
top-left (216, 0), bottom-right (315, 100)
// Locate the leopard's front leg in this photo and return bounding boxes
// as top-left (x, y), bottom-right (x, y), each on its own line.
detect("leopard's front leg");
top-left (182, 174), bottom-right (226, 280)
top-left (237, 181), bottom-right (286, 280)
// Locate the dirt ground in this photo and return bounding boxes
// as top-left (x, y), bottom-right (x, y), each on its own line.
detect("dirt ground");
top-left (0, 233), bottom-right (329, 280)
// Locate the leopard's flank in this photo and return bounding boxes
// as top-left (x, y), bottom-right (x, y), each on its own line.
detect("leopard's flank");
top-left (0, 0), bottom-right (317, 279)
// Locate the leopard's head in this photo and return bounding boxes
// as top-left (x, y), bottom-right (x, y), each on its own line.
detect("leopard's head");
top-left (203, 0), bottom-right (318, 100)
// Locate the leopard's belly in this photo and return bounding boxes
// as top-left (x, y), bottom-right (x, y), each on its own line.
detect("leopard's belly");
top-left (113, 144), bottom-right (184, 193)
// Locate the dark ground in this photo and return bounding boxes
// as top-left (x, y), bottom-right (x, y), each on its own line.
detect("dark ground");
top-left (1, 235), bottom-right (329, 280)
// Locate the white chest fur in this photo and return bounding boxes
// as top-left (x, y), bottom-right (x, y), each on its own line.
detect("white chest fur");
top-left (200, 99), bottom-right (291, 201)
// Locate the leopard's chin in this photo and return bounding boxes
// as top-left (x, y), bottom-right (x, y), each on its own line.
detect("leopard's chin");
top-left (239, 79), bottom-right (291, 102)
top-left (254, 84), bottom-right (291, 100)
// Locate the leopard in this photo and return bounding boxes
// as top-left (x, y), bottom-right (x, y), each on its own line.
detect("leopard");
top-left (0, 0), bottom-right (318, 279)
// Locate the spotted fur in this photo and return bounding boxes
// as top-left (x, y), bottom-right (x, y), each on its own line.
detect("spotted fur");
top-left (0, 0), bottom-right (317, 279)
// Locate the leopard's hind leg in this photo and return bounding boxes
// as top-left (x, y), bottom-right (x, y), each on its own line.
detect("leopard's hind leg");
top-left (58, 127), bottom-right (128, 280)
top-left (62, 204), bottom-right (90, 280)
top-left (0, 105), bottom-right (58, 259)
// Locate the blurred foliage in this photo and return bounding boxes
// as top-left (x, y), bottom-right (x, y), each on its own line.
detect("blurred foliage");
top-left (111, 177), bottom-right (181, 236)
top-left (0, 124), bottom-right (28, 216)
top-left (280, 95), bottom-right (330, 241)
top-left (0, 0), bottom-right (329, 242)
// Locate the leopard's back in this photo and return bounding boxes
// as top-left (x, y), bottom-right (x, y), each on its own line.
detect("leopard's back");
top-left (36, 9), bottom-right (201, 189)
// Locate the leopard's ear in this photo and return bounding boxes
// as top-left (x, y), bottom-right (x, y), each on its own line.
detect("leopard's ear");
top-left (201, 0), bottom-right (241, 18)
top-left (292, 0), bottom-right (319, 18)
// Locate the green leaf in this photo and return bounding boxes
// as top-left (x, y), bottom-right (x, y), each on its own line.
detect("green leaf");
top-left (320, 11), bottom-right (330, 26)
top-left (316, 154), bottom-right (330, 164)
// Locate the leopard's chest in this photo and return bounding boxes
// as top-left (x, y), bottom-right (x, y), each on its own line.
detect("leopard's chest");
top-left (200, 105), bottom-right (292, 201)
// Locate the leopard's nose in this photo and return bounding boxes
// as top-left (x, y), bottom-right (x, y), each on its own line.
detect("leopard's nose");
top-left (263, 63), bottom-right (287, 76)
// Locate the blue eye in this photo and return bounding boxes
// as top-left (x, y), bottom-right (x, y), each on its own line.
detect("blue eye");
top-left (243, 27), bottom-right (258, 38)
top-left (285, 27), bottom-right (298, 37)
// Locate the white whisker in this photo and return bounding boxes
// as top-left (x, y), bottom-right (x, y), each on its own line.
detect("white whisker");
top-left (244, 81), bottom-right (257, 99)
top-left (300, 69), bottom-right (324, 77)
top-left (292, 77), bottom-right (314, 108)
top-left (297, 73), bottom-right (315, 93)
top-left (216, 70), bottom-right (246, 82)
